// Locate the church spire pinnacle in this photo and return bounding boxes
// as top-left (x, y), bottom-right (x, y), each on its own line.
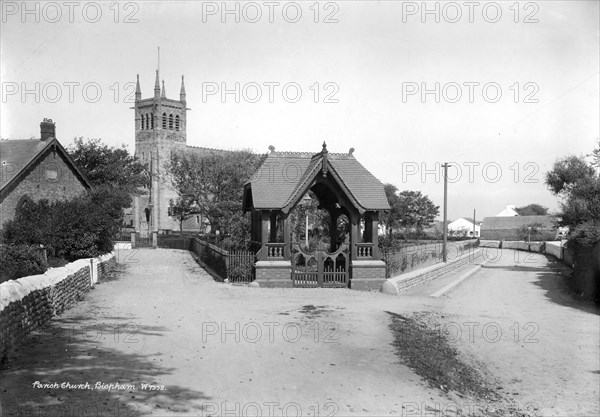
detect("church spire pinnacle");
top-left (135, 74), bottom-right (141, 102)
top-left (180, 75), bottom-right (186, 103)
top-left (154, 70), bottom-right (160, 98)
top-left (161, 80), bottom-right (166, 98)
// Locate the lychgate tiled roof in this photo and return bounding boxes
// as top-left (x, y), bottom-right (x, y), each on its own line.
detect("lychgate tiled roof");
top-left (244, 145), bottom-right (390, 212)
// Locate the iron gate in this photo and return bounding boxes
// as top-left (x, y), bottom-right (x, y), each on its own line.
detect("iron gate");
top-left (291, 243), bottom-right (349, 288)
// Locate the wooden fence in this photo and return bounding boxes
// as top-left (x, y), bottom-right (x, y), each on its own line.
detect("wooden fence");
top-left (190, 238), bottom-right (256, 283)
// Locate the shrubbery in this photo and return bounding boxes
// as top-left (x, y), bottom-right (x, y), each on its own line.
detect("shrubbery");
top-left (0, 244), bottom-right (47, 283)
top-left (2, 195), bottom-right (117, 263)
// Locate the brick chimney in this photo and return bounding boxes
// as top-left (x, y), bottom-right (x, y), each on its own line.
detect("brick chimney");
top-left (40, 118), bottom-right (55, 141)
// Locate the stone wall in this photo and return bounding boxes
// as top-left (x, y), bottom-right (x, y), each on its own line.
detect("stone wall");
top-left (0, 253), bottom-right (116, 363)
top-left (381, 248), bottom-right (482, 295)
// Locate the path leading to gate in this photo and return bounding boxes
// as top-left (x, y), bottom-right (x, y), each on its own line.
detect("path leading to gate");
top-left (1, 248), bottom-right (598, 416)
top-left (0, 248), bottom-right (450, 416)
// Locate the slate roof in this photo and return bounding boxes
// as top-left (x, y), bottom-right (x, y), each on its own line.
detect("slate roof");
top-left (244, 146), bottom-right (390, 212)
top-left (0, 138), bottom-right (91, 197)
top-left (481, 215), bottom-right (557, 230)
top-left (454, 217), bottom-right (482, 225)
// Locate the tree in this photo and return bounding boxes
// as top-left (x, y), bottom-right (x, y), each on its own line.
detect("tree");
top-left (515, 204), bottom-right (549, 216)
top-left (396, 190), bottom-right (440, 238)
top-left (516, 223), bottom-right (543, 242)
top-left (545, 155), bottom-right (596, 196)
top-left (166, 150), bottom-right (266, 243)
top-left (545, 143), bottom-right (600, 245)
top-left (169, 196), bottom-right (200, 235)
top-left (380, 186), bottom-right (439, 239)
top-left (68, 138), bottom-right (148, 191)
top-left (67, 138), bottom-right (149, 227)
top-left (380, 183), bottom-right (403, 237)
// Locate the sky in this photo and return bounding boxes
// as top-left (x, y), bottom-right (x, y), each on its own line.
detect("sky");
top-left (1, 0), bottom-right (599, 220)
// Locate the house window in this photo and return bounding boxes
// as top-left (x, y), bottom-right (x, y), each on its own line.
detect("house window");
top-left (175, 115), bottom-right (180, 131)
top-left (45, 168), bottom-right (58, 180)
top-left (196, 215), bottom-right (200, 224)
top-left (16, 195), bottom-right (32, 213)
top-left (169, 114), bottom-right (173, 130)
top-left (162, 113), bottom-right (167, 129)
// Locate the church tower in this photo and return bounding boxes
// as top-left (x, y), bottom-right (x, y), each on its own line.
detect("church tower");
top-left (133, 71), bottom-right (188, 235)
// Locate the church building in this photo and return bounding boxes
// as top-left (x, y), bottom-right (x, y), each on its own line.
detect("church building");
top-left (132, 70), bottom-right (217, 236)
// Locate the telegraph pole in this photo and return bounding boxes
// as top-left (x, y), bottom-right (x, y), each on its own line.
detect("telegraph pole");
top-left (473, 208), bottom-right (476, 237)
top-left (442, 163), bottom-right (450, 262)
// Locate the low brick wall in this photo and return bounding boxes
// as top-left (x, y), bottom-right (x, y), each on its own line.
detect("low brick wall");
top-left (255, 261), bottom-right (293, 288)
top-left (0, 253), bottom-right (115, 363)
top-left (381, 248), bottom-right (482, 295)
top-left (351, 260), bottom-right (387, 291)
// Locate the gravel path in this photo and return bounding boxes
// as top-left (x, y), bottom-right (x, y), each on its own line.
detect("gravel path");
top-left (0, 248), bottom-right (448, 416)
top-left (1, 248), bottom-right (597, 417)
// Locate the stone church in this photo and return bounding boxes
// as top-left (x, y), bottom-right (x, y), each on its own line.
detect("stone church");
top-left (132, 70), bottom-right (217, 236)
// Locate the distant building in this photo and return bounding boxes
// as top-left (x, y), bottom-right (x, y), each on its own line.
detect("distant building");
top-left (496, 204), bottom-right (520, 217)
top-left (0, 119), bottom-right (91, 227)
top-left (481, 215), bottom-right (558, 241)
top-left (448, 217), bottom-right (481, 237)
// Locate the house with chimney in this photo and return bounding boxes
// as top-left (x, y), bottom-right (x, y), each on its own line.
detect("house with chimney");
top-left (0, 119), bottom-right (91, 228)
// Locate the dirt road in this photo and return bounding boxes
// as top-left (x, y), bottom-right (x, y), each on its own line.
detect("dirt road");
top-left (1, 248), bottom-right (598, 416)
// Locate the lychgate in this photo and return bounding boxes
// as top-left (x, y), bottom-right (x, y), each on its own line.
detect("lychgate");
top-left (242, 143), bottom-right (390, 290)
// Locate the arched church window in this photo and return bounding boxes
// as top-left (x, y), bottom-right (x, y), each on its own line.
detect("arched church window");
top-left (162, 113), bottom-right (167, 129)
top-left (151, 114), bottom-right (154, 129)
top-left (175, 115), bottom-right (180, 131)
top-left (169, 114), bottom-right (173, 130)
top-left (140, 114), bottom-right (145, 130)
top-left (145, 114), bottom-right (150, 130)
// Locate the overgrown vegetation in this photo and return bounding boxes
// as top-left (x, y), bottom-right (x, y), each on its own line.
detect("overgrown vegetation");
top-left (167, 150), bottom-right (266, 244)
top-left (0, 244), bottom-right (47, 283)
top-left (387, 311), bottom-right (499, 400)
top-left (546, 140), bottom-right (600, 303)
top-left (545, 142), bottom-right (600, 245)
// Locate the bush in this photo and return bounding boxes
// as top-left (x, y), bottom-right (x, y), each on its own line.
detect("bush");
top-left (2, 196), bottom-right (116, 263)
top-left (0, 244), bottom-right (47, 283)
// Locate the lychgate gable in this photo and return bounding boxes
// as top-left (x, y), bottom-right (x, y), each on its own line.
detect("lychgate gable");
top-left (243, 142), bottom-right (389, 290)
